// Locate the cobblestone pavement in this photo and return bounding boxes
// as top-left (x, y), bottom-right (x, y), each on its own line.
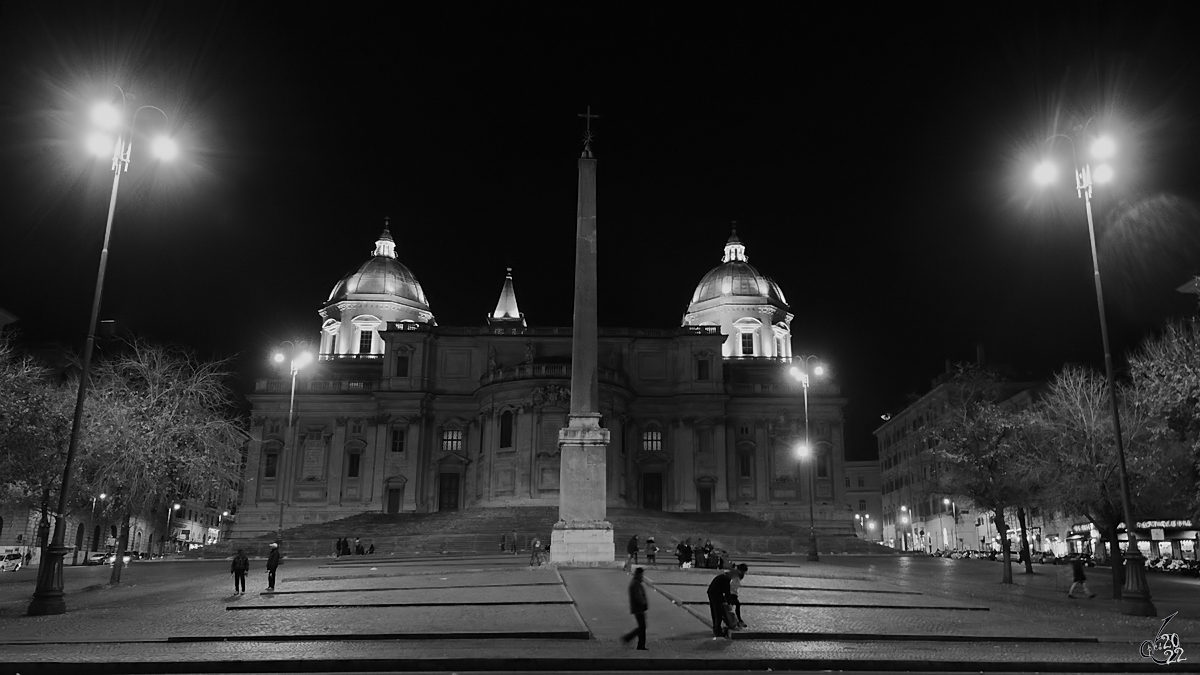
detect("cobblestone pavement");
top-left (654, 583), bottom-right (983, 609)
top-left (0, 554), bottom-right (1193, 672)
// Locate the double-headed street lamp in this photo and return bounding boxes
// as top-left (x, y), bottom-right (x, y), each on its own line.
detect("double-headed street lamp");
top-left (273, 343), bottom-right (312, 541)
top-left (29, 87), bottom-right (177, 617)
top-left (82, 493), bottom-right (105, 564)
top-left (1034, 130), bottom-right (1156, 617)
top-left (790, 356), bottom-right (824, 563)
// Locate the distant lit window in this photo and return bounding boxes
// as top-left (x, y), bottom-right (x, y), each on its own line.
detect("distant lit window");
top-left (500, 411), bottom-right (514, 448)
top-left (395, 355), bottom-right (409, 377)
top-left (740, 332), bottom-right (754, 356)
top-left (359, 330), bottom-right (373, 354)
top-left (442, 429), bottom-right (463, 453)
top-left (641, 430), bottom-right (662, 453)
top-left (391, 429), bottom-right (405, 453)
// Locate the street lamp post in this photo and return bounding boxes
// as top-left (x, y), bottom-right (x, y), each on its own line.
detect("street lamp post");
top-left (1034, 131), bottom-right (1156, 617)
top-left (162, 504), bottom-right (180, 557)
top-left (82, 493), bottom-right (105, 564)
top-left (790, 356), bottom-right (824, 563)
top-left (28, 87), bottom-right (177, 616)
top-left (273, 343), bottom-right (312, 542)
top-left (943, 498), bottom-right (958, 551)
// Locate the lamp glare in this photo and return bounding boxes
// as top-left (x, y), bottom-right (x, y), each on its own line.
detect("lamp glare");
top-left (151, 136), bottom-right (178, 161)
top-left (91, 103), bottom-right (120, 131)
top-left (796, 444), bottom-right (810, 459)
top-left (813, 365), bottom-right (825, 376)
top-left (1032, 161), bottom-right (1056, 186)
top-left (273, 353), bottom-right (285, 363)
top-left (86, 132), bottom-right (115, 158)
top-left (1093, 164), bottom-right (1114, 184)
top-left (1091, 136), bottom-right (1115, 160)
top-left (296, 352), bottom-right (313, 368)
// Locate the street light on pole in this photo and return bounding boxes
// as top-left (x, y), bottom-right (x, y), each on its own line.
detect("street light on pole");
top-left (273, 343), bottom-right (312, 542)
top-left (790, 356), bottom-right (824, 563)
top-left (1034, 128), bottom-right (1156, 617)
top-left (28, 87), bottom-right (176, 616)
top-left (162, 503), bottom-right (180, 557)
top-left (82, 493), bottom-right (105, 564)
top-left (943, 498), bottom-right (958, 551)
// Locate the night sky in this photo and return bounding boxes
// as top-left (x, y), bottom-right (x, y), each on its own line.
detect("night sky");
top-left (4, 3), bottom-right (1200, 461)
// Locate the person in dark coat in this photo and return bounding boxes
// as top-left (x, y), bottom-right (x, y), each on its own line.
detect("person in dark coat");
top-left (1067, 554), bottom-right (1095, 599)
top-left (266, 542), bottom-right (281, 591)
top-left (625, 534), bottom-right (640, 570)
top-left (620, 567), bottom-right (649, 650)
top-left (676, 538), bottom-right (692, 567)
top-left (645, 537), bottom-right (658, 565)
top-left (355, 540), bottom-right (365, 555)
top-left (706, 568), bottom-right (741, 638)
top-left (230, 549), bottom-right (250, 595)
top-left (334, 539), bottom-right (342, 557)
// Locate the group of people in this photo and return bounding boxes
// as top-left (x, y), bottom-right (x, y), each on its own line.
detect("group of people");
top-left (335, 537), bottom-right (374, 556)
top-left (621, 562), bottom-right (750, 649)
top-left (674, 538), bottom-right (725, 569)
top-left (229, 542), bottom-right (281, 595)
top-left (623, 535), bottom-right (658, 569)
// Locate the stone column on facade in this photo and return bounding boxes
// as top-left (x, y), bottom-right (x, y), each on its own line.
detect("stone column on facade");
top-left (755, 421), bottom-right (768, 507)
top-left (328, 422), bottom-right (346, 507)
top-left (678, 421), bottom-right (695, 511)
top-left (553, 122), bottom-right (613, 564)
top-left (245, 420), bottom-right (264, 509)
top-left (714, 418), bottom-right (729, 511)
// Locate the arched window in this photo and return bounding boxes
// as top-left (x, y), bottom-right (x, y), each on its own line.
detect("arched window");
top-left (500, 410), bottom-right (514, 449)
top-left (641, 429), bottom-right (662, 453)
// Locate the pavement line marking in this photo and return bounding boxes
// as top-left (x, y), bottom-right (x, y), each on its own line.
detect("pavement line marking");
top-left (163, 630), bottom-right (591, 642)
top-left (727, 631), bottom-right (1102, 643)
top-left (649, 581), bottom-right (922, 595)
top-left (675, 600), bottom-right (990, 611)
top-left (226, 600), bottom-right (574, 610)
top-left (260, 581), bottom-right (564, 595)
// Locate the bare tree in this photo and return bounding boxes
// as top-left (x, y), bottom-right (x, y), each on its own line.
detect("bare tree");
top-left (1029, 365), bottom-right (1190, 598)
top-left (0, 340), bottom-right (74, 509)
top-left (81, 340), bottom-right (245, 584)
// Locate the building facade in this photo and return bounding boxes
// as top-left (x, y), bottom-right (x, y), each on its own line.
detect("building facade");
top-left (843, 460), bottom-right (882, 542)
top-left (233, 227), bottom-right (855, 538)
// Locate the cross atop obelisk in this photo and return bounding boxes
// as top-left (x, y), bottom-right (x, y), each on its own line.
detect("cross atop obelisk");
top-left (578, 106), bottom-right (599, 157)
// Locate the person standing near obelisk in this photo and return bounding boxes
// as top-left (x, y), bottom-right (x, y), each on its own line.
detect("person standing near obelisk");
top-left (551, 107), bottom-right (614, 564)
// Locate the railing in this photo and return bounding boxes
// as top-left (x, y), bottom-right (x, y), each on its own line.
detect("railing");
top-left (255, 379), bottom-right (376, 393)
top-left (479, 363), bottom-right (628, 388)
top-left (318, 354), bottom-right (384, 361)
top-left (726, 382), bottom-right (839, 396)
top-left (384, 323), bottom-right (722, 338)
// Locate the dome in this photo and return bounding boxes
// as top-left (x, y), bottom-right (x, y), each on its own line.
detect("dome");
top-left (687, 229), bottom-right (788, 308)
top-left (326, 227), bottom-right (431, 308)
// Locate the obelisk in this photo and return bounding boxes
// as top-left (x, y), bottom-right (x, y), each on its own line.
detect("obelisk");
top-left (552, 107), bottom-right (614, 564)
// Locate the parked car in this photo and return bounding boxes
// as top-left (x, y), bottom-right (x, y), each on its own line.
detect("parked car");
top-left (0, 553), bottom-right (23, 572)
top-left (84, 552), bottom-right (107, 565)
top-left (1036, 551), bottom-right (1061, 564)
top-left (100, 551), bottom-right (133, 565)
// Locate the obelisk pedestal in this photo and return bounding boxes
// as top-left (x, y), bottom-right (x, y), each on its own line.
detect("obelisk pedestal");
top-left (551, 113), bottom-right (614, 565)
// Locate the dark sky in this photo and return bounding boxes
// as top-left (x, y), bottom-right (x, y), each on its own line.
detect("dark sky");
top-left (4, 3), bottom-right (1200, 461)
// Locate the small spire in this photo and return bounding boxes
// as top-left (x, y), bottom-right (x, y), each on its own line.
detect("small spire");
top-left (722, 222), bottom-right (747, 263)
top-left (373, 217), bottom-right (396, 259)
top-left (488, 267), bottom-right (526, 327)
top-left (579, 106), bottom-right (599, 158)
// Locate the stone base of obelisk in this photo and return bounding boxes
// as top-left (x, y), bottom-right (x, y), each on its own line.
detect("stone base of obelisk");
top-left (551, 413), bottom-right (615, 565)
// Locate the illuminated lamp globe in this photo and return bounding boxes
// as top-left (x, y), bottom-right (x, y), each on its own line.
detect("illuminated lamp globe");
top-left (273, 353), bottom-right (285, 363)
top-left (1091, 136), bottom-right (1115, 160)
top-left (1093, 164), bottom-right (1114, 184)
top-left (151, 136), bottom-right (178, 161)
top-left (295, 352), bottom-right (313, 368)
top-left (1032, 161), bottom-right (1056, 186)
top-left (813, 365), bottom-right (825, 376)
top-left (795, 444), bottom-right (811, 459)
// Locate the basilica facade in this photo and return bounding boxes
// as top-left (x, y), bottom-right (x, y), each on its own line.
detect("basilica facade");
top-left (233, 227), bottom-right (851, 537)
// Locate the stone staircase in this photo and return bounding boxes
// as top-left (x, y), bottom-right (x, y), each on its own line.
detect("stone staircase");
top-left (189, 506), bottom-right (895, 560)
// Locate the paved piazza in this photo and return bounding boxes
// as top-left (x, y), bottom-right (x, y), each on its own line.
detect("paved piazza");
top-left (0, 553), bottom-right (1194, 672)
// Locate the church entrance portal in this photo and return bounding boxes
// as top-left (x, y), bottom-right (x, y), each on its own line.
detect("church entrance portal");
top-left (641, 473), bottom-right (663, 510)
top-left (387, 488), bottom-right (403, 514)
top-left (438, 474), bottom-right (460, 511)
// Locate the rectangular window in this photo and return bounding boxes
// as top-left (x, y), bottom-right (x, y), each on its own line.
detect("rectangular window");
top-left (817, 454), bottom-right (829, 478)
top-left (844, 475), bottom-right (851, 488)
top-left (442, 429), bottom-right (463, 453)
top-left (347, 453), bottom-right (361, 478)
top-left (500, 411), bottom-right (514, 448)
top-left (696, 359), bottom-right (710, 381)
top-left (395, 355), bottom-right (409, 377)
top-left (351, 421), bottom-right (363, 435)
top-left (264, 453), bottom-right (278, 479)
top-left (859, 499), bottom-right (867, 511)
top-left (391, 429), bottom-right (405, 453)
top-left (858, 476), bottom-right (865, 487)
top-left (739, 453), bottom-right (752, 478)
top-left (359, 330), bottom-right (373, 354)
top-left (740, 332), bottom-right (754, 356)
top-left (641, 430), bottom-right (662, 453)
top-left (268, 420), bottom-right (281, 435)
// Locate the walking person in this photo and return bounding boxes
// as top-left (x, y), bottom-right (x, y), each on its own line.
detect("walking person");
top-left (620, 567), bottom-right (649, 650)
top-left (706, 566), bottom-right (743, 639)
top-left (529, 536), bottom-right (544, 566)
top-left (1067, 554), bottom-right (1096, 599)
top-left (334, 539), bottom-right (341, 558)
top-left (230, 549), bottom-right (250, 595)
top-left (510, 529), bottom-right (519, 554)
top-left (266, 542), bottom-right (281, 592)
top-left (625, 534), bottom-right (640, 570)
top-left (646, 537), bottom-right (657, 566)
